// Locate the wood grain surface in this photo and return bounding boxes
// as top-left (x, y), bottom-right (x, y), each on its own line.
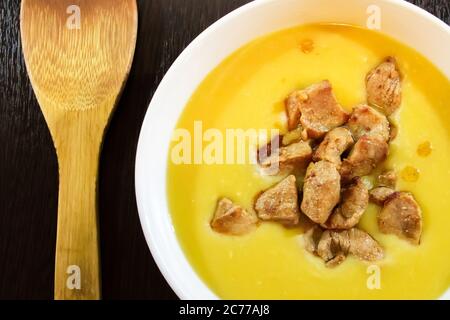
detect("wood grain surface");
top-left (0, 0), bottom-right (448, 300)
top-left (21, 0), bottom-right (138, 300)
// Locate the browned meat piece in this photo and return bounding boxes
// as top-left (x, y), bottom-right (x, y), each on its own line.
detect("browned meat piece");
top-left (347, 105), bottom-right (390, 141)
top-left (313, 127), bottom-right (354, 166)
top-left (285, 91), bottom-right (304, 130)
top-left (366, 57), bottom-right (402, 115)
top-left (370, 187), bottom-right (396, 206)
top-left (378, 170), bottom-right (397, 188)
top-left (211, 198), bottom-right (258, 236)
top-left (340, 135), bottom-right (389, 182)
top-left (255, 175), bottom-right (300, 226)
top-left (347, 228), bottom-right (384, 261)
top-left (317, 230), bottom-right (351, 267)
top-left (303, 226), bottom-right (324, 255)
top-left (301, 161), bottom-right (341, 224)
top-left (286, 81), bottom-right (349, 139)
top-left (314, 228), bottom-right (383, 267)
top-left (260, 140), bottom-right (312, 174)
top-left (378, 192), bottom-right (422, 245)
top-left (323, 178), bottom-right (369, 230)
top-left (339, 178), bottom-right (369, 218)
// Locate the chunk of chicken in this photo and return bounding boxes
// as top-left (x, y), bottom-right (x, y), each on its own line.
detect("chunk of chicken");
top-left (260, 140), bottom-right (312, 174)
top-left (285, 81), bottom-right (349, 138)
top-left (370, 187), bottom-right (396, 206)
top-left (255, 175), bottom-right (300, 226)
top-left (313, 127), bottom-right (354, 166)
top-left (378, 192), bottom-right (422, 245)
top-left (340, 135), bottom-right (389, 182)
top-left (211, 198), bottom-right (258, 236)
top-left (307, 228), bottom-right (383, 267)
top-left (303, 226), bottom-right (324, 255)
top-left (301, 161), bottom-right (341, 224)
top-left (378, 170), bottom-right (397, 188)
top-left (347, 105), bottom-right (390, 141)
top-left (285, 91), bottom-right (304, 131)
top-left (317, 230), bottom-right (350, 267)
top-left (347, 228), bottom-right (384, 261)
top-left (366, 57), bottom-right (402, 115)
top-left (323, 178), bottom-right (369, 230)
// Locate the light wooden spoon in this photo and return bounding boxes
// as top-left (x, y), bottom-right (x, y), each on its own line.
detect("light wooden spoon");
top-left (20, 0), bottom-right (138, 300)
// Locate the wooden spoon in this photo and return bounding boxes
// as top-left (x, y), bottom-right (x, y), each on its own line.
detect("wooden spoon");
top-left (20, 0), bottom-right (138, 300)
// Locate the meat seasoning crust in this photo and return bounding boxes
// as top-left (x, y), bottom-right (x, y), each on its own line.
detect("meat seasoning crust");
top-left (366, 57), bottom-right (402, 115)
top-left (255, 175), bottom-right (300, 226)
top-left (285, 80), bottom-right (349, 138)
top-left (211, 198), bottom-right (258, 236)
top-left (301, 161), bottom-right (341, 224)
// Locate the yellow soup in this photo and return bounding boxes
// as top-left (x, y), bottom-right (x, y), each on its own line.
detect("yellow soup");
top-left (167, 24), bottom-right (450, 299)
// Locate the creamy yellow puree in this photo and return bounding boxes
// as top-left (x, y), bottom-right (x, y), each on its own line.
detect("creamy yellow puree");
top-left (167, 24), bottom-right (450, 299)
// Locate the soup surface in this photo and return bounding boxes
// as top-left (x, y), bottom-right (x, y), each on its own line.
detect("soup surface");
top-left (167, 24), bottom-right (450, 299)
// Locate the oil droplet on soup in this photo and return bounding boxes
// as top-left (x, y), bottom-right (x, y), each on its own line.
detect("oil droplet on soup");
top-left (417, 141), bottom-right (432, 157)
top-left (167, 24), bottom-right (450, 299)
top-left (299, 39), bottom-right (314, 54)
top-left (401, 166), bottom-right (420, 183)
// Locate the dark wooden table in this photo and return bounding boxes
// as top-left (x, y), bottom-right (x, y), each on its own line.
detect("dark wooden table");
top-left (0, 0), bottom-right (448, 300)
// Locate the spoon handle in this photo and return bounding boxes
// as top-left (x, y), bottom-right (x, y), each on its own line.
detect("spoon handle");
top-left (54, 122), bottom-right (102, 300)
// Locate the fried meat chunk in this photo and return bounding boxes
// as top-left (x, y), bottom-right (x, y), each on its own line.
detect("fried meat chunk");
top-left (255, 175), bottom-right (300, 226)
top-left (347, 105), bottom-right (390, 141)
top-left (285, 81), bottom-right (349, 138)
top-left (313, 127), bottom-right (354, 166)
top-left (366, 57), bottom-right (402, 115)
top-left (340, 136), bottom-right (388, 182)
top-left (211, 198), bottom-right (258, 235)
top-left (378, 192), bottom-right (422, 244)
top-left (323, 178), bottom-right (369, 230)
top-left (301, 161), bottom-right (341, 224)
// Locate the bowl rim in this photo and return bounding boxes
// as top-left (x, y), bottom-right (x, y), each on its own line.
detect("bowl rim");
top-left (135, 0), bottom-right (450, 300)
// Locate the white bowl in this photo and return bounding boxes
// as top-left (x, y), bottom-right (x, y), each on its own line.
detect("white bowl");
top-left (135, 0), bottom-right (450, 300)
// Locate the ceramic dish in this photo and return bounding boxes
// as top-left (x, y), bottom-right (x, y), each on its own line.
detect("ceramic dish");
top-left (135, 0), bottom-right (450, 299)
